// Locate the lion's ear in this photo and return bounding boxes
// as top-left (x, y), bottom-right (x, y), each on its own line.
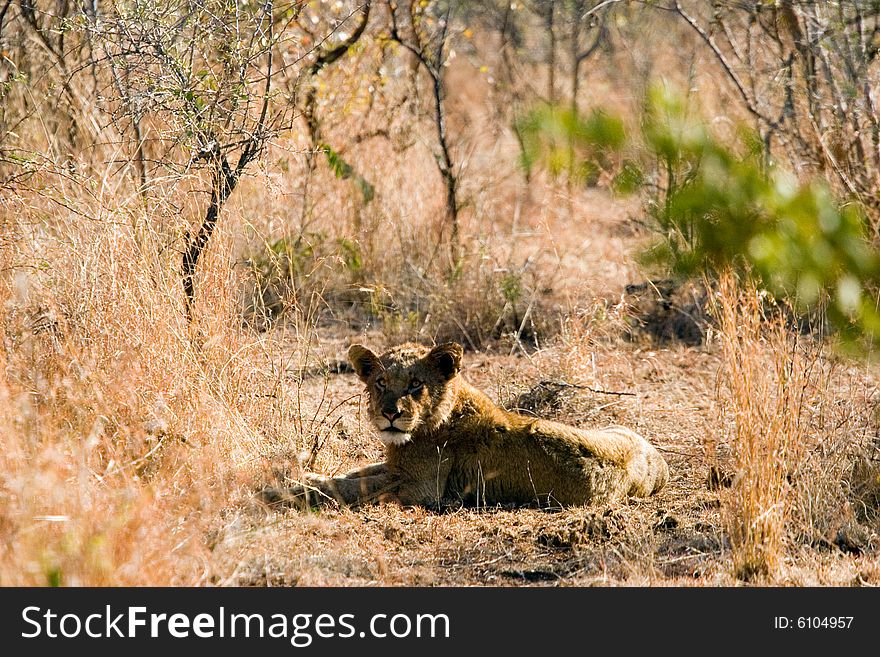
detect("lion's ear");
top-left (348, 344), bottom-right (380, 381)
top-left (427, 342), bottom-right (462, 380)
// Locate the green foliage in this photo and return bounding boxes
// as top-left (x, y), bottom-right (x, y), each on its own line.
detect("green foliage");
top-left (611, 160), bottom-right (644, 195)
top-left (500, 271), bottom-right (522, 305)
top-left (264, 235), bottom-right (316, 280)
top-left (323, 142), bottom-right (355, 179)
top-left (514, 104), bottom-right (624, 183)
top-left (520, 85), bottom-right (880, 344)
top-left (364, 284), bottom-right (420, 336)
top-left (636, 88), bottom-right (880, 342)
top-left (248, 234), bottom-right (321, 312)
top-left (336, 236), bottom-right (363, 273)
top-left (244, 231), bottom-right (368, 326)
top-left (45, 566), bottom-right (63, 587)
top-left (321, 142), bottom-right (375, 203)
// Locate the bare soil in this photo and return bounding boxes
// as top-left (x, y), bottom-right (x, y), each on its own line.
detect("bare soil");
top-left (208, 274), bottom-right (880, 587)
top-left (136, 187), bottom-right (880, 587)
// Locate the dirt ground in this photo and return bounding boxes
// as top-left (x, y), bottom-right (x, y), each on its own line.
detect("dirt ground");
top-left (204, 197), bottom-right (880, 588)
top-left (6, 1), bottom-right (880, 591)
top-left (207, 339), bottom-right (876, 587)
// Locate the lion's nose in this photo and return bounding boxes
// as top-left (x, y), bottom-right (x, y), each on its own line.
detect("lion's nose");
top-left (383, 410), bottom-right (401, 422)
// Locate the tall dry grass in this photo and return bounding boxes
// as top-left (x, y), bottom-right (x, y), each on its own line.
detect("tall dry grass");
top-left (715, 275), bottom-right (800, 580)
top-left (714, 273), bottom-right (877, 582)
top-left (0, 166), bottom-right (332, 585)
top-left (0, 136), bottom-right (582, 586)
top-left (0, 46), bottom-right (591, 583)
top-left (3, 4), bottom-right (878, 587)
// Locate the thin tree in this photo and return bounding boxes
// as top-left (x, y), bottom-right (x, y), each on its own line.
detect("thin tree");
top-left (89, 1), bottom-right (376, 317)
top-left (388, 0), bottom-right (460, 258)
top-left (295, 1), bottom-right (373, 230)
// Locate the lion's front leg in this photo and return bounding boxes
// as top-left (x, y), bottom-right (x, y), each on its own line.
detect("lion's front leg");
top-left (342, 461), bottom-right (389, 479)
top-left (261, 470), bottom-right (397, 509)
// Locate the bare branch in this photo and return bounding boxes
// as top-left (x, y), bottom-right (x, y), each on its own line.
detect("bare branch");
top-left (673, 1), bottom-right (769, 127)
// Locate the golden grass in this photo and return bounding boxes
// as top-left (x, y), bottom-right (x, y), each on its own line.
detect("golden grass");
top-left (713, 273), bottom-right (878, 582)
top-left (715, 274), bottom-right (796, 580)
top-left (1, 13), bottom-right (878, 587)
top-left (0, 138), bottom-right (594, 585)
top-left (0, 172), bottom-right (297, 585)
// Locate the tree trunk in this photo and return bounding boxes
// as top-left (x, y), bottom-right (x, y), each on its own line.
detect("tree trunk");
top-left (182, 154), bottom-right (239, 319)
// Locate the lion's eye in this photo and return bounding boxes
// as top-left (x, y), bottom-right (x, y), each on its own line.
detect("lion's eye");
top-left (409, 379), bottom-right (423, 393)
top-left (375, 377), bottom-right (386, 390)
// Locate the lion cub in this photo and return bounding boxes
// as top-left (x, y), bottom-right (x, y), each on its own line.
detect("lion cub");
top-left (267, 342), bottom-right (668, 509)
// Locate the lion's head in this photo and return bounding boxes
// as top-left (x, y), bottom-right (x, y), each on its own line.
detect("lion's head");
top-left (348, 342), bottom-right (463, 446)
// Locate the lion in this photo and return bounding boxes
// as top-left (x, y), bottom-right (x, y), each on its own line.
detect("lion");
top-left (264, 342), bottom-right (668, 509)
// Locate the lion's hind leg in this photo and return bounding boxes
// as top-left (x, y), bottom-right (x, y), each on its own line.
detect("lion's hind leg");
top-left (624, 443), bottom-right (669, 497)
top-left (570, 424), bottom-right (669, 499)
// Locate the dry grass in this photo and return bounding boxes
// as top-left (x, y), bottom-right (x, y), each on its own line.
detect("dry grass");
top-left (4, 169), bottom-right (878, 586)
top-left (0, 148), bottom-right (605, 585)
top-left (2, 5), bottom-right (879, 588)
top-left (0, 172), bottom-right (311, 585)
top-left (714, 275), bottom-right (800, 580)
top-left (712, 273), bottom-right (879, 582)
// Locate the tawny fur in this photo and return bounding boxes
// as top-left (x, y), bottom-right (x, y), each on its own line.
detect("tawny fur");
top-left (264, 342), bottom-right (668, 509)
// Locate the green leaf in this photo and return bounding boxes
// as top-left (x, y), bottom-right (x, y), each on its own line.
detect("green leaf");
top-left (321, 142), bottom-right (354, 180)
top-left (321, 143), bottom-right (374, 203)
top-left (612, 160), bottom-right (644, 195)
